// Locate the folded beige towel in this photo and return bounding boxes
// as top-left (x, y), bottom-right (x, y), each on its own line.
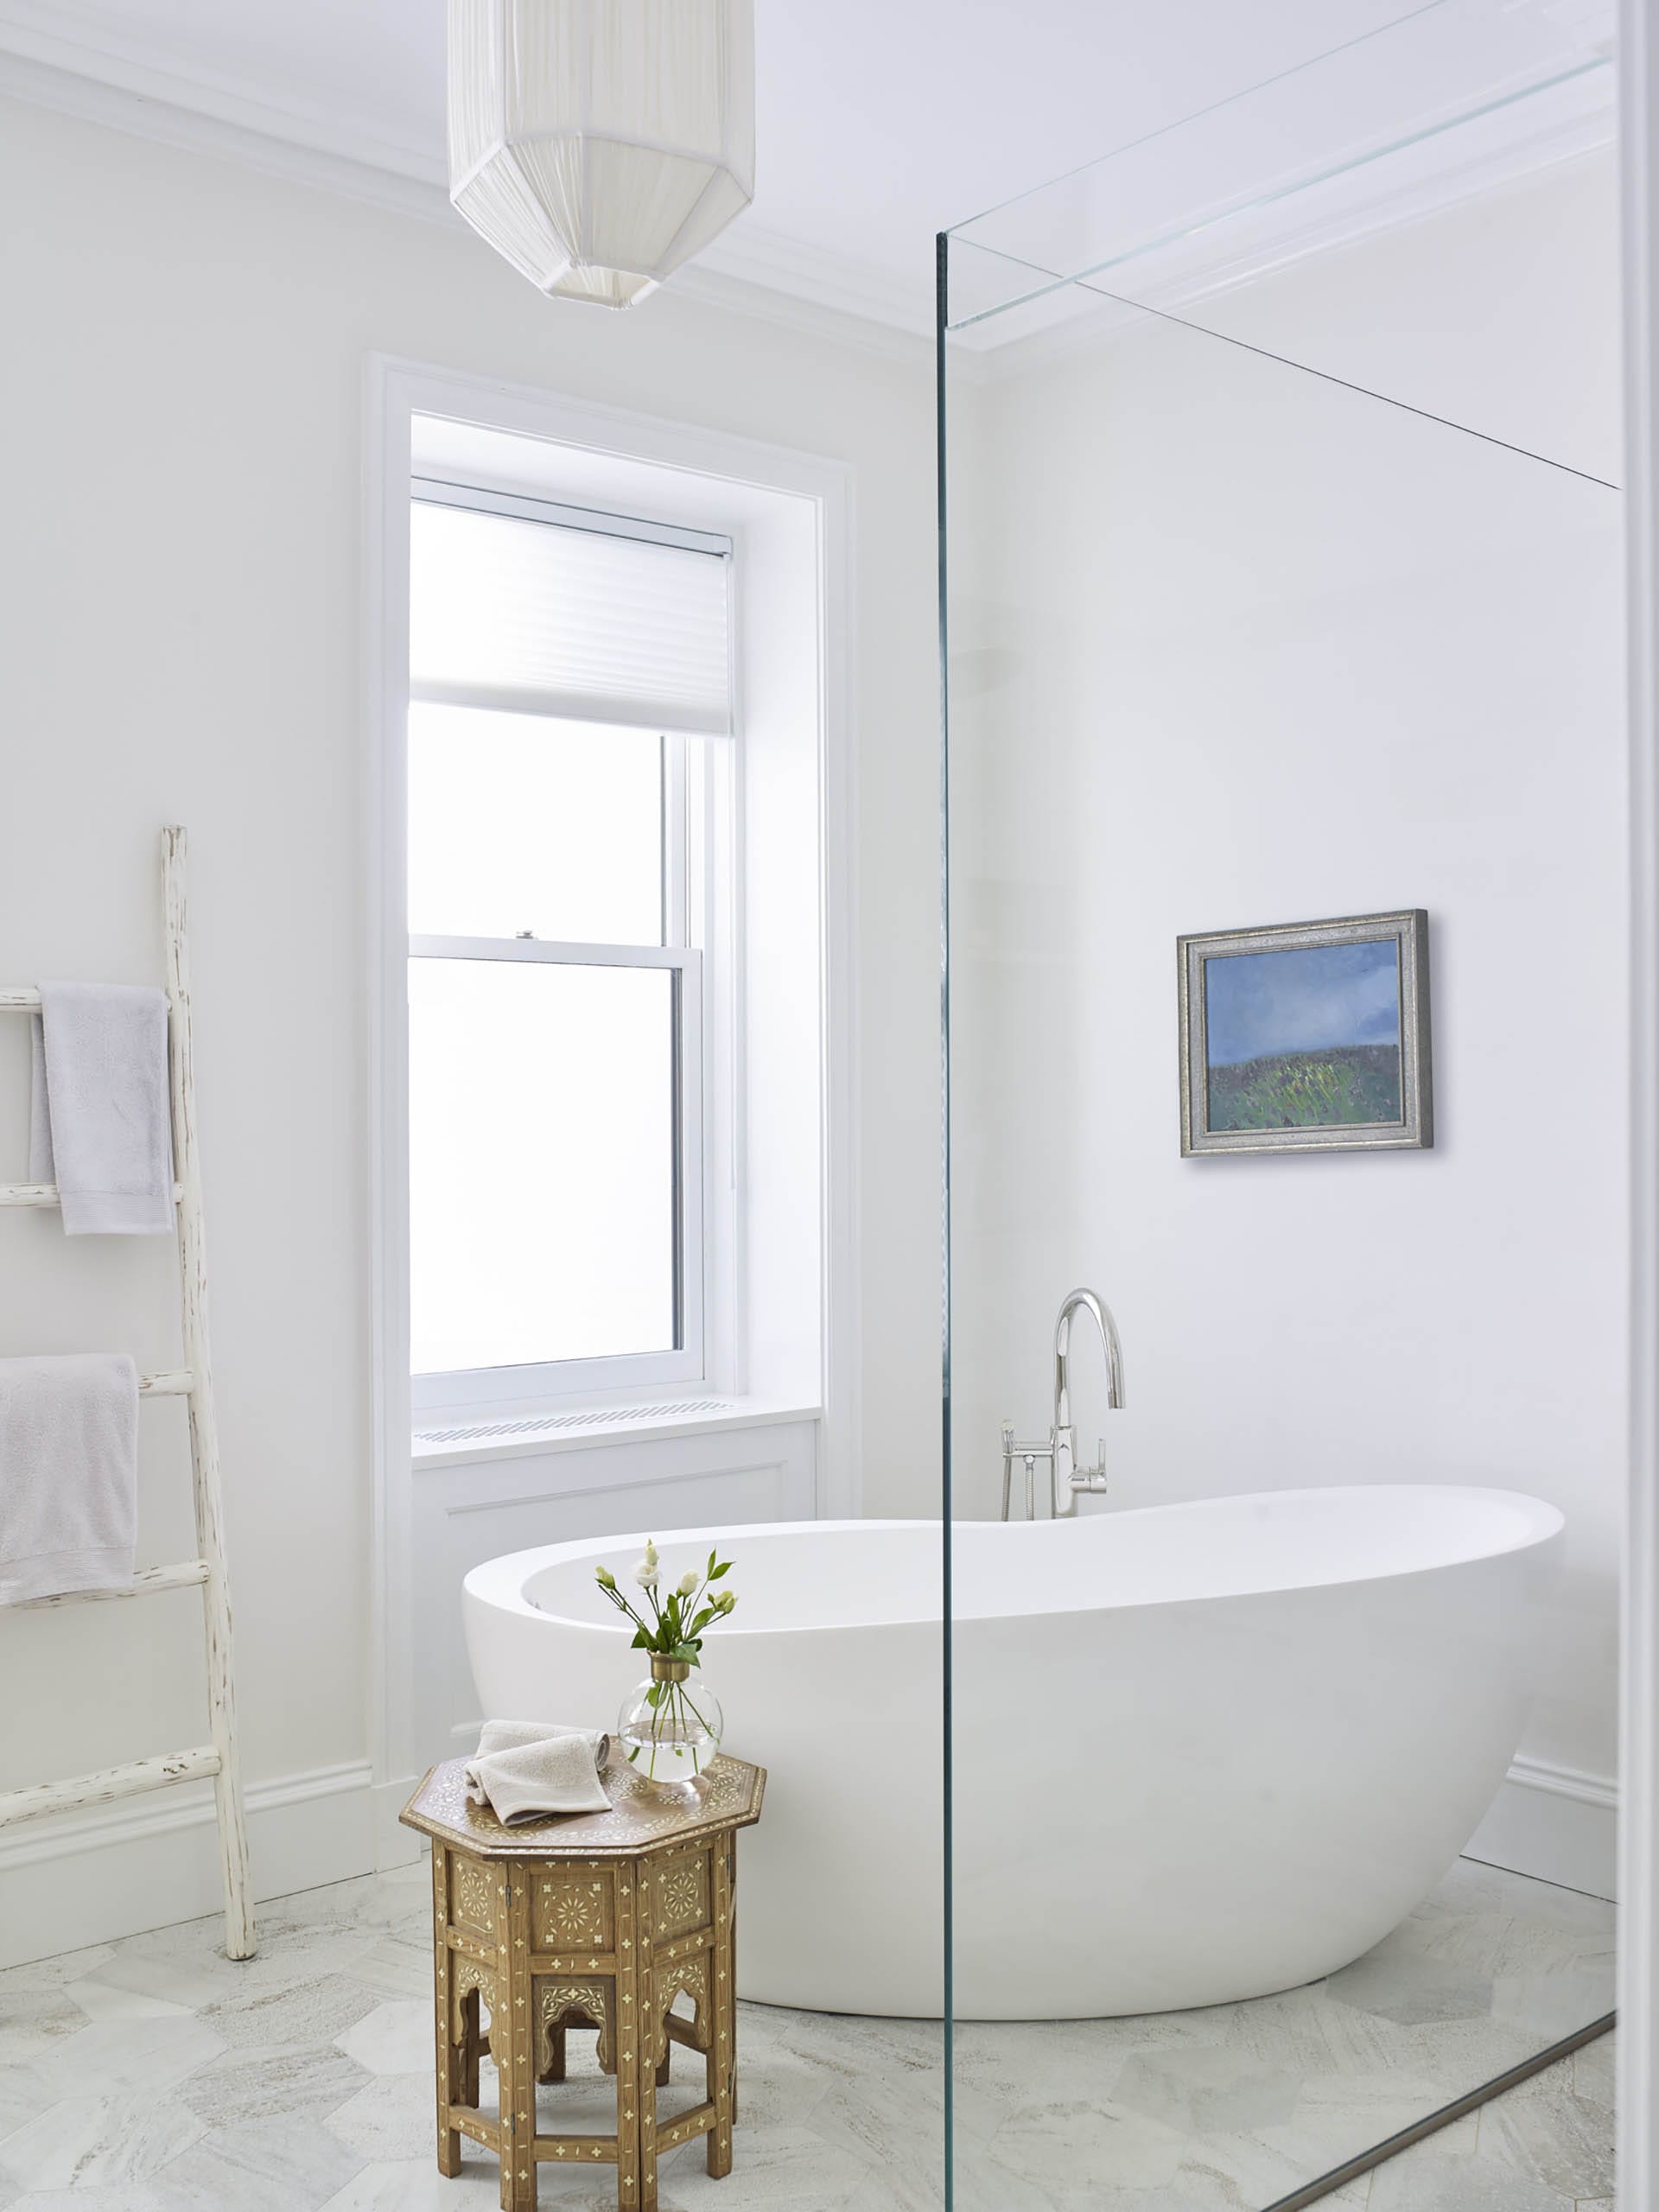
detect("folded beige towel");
top-left (465, 1720), bottom-right (612, 1824)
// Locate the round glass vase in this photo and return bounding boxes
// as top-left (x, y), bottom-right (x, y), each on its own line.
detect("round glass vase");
top-left (618, 1655), bottom-right (724, 1793)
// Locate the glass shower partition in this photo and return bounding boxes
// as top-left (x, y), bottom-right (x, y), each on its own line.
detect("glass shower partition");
top-left (939, 4), bottom-right (1622, 2206)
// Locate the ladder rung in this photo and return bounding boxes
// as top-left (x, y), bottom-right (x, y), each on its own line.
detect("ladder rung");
top-left (21, 1559), bottom-right (211, 1610)
top-left (0, 1182), bottom-right (183, 1208)
top-left (139, 1370), bottom-right (193, 1395)
top-left (0, 1744), bottom-right (221, 1827)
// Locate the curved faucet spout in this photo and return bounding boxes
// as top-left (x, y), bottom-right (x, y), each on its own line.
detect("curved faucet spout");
top-left (1052, 1287), bottom-right (1124, 1516)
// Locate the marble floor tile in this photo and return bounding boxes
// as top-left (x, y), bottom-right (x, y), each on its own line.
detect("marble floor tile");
top-left (323, 2069), bottom-right (436, 2163)
top-left (179, 2039), bottom-right (370, 2129)
top-left (7, 2190), bottom-right (169, 2212)
top-left (1573, 2028), bottom-right (1616, 2108)
top-left (318, 2158), bottom-right (503, 2211)
top-left (0, 2092), bottom-right (207, 2192)
top-left (198, 1970), bottom-right (383, 2051)
top-left (1109, 2044), bottom-right (1301, 2135)
top-left (1368, 2140), bottom-right (1575, 2210)
top-left (0, 1989), bottom-right (92, 2067)
top-left (0, 2061), bottom-right (44, 2146)
top-left (67, 1980), bottom-right (194, 2026)
top-left (337, 1931), bottom-right (433, 2002)
top-left (0, 1942), bottom-right (117, 1995)
top-left (34, 2014), bottom-right (226, 2104)
top-left (332, 1997), bottom-right (430, 2075)
top-left (987, 2101), bottom-right (1185, 2195)
top-left (0, 1855), bottom-right (1618, 2212)
top-left (148, 2116), bottom-right (362, 2211)
top-left (1477, 2052), bottom-right (1618, 2201)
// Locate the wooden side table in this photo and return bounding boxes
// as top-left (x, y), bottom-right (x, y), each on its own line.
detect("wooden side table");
top-left (401, 1752), bottom-right (766, 2212)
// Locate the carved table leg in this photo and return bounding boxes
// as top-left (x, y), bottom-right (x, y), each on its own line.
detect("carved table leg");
top-left (708, 1835), bottom-right (736, 2179)
top-left (538, 2022), bottom-right (566, 2084)
top-left (493, 1864), bottom-right (537, 2211)
top-left (614, 1861), bottom-right (645, 2212)
top-left (433, 1846), bottom-right (464, 2179)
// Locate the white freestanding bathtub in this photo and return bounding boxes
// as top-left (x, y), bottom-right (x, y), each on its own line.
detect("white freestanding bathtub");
top-left (462, 1485), bottom-right (1561, 2020)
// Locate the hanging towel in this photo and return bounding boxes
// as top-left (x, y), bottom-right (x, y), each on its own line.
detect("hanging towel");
top-left (465, 1719), bottom-right (613, 1823)
top-left (0, 1353), bottom-right (139, 1605)
top-left (30, 982), bottom-right (175, 1235)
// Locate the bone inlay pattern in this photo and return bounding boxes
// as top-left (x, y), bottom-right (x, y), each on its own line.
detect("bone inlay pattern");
top-left (0, 1852), bottom-right (1613, 2211)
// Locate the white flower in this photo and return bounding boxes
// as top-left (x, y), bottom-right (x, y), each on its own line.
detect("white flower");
top-left (633, 1558), bottom-right (658, 1588)
top-left (677, 1570), bottom-right (699, 1597)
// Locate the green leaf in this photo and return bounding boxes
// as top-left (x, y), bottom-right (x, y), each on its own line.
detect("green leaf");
top-left (708, 1560), bottom-right (731, 1581)
top-left (630, 1627), bottom-right (649, 1649)
top-left (672, 1643), bottom-right (699, 1663)
top-left (646, 1682), bottom-right (663, 1708)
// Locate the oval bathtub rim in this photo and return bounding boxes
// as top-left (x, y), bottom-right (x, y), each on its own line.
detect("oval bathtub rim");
top-left (461, 1483), bottom-right (1566, 1641)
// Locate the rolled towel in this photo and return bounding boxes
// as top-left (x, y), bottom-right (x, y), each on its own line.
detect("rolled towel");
top-left (464, 1719), bottom-right (612, 1824)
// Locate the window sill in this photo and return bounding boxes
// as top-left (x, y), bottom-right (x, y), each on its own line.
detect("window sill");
top-left (410, 1395), bottom-right (823, 1470)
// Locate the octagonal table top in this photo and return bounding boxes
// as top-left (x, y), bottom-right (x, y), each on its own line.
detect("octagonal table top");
top-left (400, 1751), bottom-right (766, 1861)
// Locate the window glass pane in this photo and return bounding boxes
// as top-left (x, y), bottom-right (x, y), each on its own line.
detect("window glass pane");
top-left (408, 703), bottom-right (664, 944)
top-left (410, 957), bottom-right (677, 1373)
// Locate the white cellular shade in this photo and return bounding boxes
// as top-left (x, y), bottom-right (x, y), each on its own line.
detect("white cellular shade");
top-left (448, 0), bottom-right (755, 309)
top-left (410, 499), bottom-right (732, 736)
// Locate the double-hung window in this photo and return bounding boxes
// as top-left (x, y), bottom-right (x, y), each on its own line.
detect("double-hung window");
top-left (405, 480), bottom-right (733, 1414)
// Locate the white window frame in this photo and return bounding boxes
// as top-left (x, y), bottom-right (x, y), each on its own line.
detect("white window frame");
top-left (367, 359), bottom-right (861, 1823)
top-left (405, 476), bottom-right (732, 1417)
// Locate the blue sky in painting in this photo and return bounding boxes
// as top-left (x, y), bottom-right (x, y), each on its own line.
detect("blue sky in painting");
top-left (1204, 939), bottom-right (1400, 1068)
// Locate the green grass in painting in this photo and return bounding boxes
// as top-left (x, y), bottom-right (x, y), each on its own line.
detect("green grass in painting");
top-left (1207, 1043), bottom-right (1402, 1133)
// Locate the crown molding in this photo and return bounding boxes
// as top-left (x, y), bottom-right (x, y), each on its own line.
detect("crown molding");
top-left (953, 68), bottom-right (1615, 383)
top-left (0, 40), bottom-right (937, 371)
top-left (0, 1), bottom-right (1615, 384)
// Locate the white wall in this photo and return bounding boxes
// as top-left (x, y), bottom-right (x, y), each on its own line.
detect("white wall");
top-left (0, 99), bottom-right (942, 1959)
top-left (948, 156), bottom-right (1625, 1892)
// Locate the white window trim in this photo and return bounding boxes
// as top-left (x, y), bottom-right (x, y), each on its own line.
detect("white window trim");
top-left (365, 358), bottom-right (861, 1823)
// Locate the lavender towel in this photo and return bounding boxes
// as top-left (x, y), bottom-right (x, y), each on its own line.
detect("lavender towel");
top-left (0, 1353), bottom-right (139, 1605)
top-left (30, 982), bottom-right (174, 1235)
top-left (465, 1720), bottom-right (612, 1823)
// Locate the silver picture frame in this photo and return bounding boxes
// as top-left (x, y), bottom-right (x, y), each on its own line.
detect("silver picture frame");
top-left (1179, 910), bottom-right (1433, 1157)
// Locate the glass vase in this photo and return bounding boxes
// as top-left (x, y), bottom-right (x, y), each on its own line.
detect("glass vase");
top-left (617, 1656), bottom-right (724, 1791)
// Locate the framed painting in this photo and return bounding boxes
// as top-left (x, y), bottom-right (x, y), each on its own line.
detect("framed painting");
top-left (1178, 910), bottom-right (1433, 1156)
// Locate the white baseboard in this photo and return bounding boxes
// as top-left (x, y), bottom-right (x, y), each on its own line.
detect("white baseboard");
top-left (1465, 1753), bottom-right (1619, 1901)
top-left (0, 1758), bottom-right (378, 1969)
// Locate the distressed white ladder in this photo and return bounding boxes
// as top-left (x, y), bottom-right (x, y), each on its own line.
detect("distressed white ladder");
top-left (0, 828), bottom-right (255, 1959)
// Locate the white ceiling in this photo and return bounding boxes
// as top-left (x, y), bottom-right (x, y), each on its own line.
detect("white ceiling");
top-left (0, 0), bottom-right (1616, 339)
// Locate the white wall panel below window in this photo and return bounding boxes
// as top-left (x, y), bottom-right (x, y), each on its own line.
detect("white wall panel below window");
top-left (409, 1421), bottom-right (817, 1768)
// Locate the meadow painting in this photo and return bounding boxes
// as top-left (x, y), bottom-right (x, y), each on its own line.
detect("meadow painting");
top-left (1204, 939), bottom-right (1402, 1132)
top-left (1178, 912), bottom-right (1433, 1156)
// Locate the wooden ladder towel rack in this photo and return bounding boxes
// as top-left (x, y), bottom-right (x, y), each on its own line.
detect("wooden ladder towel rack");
top-left (0, 828), bottom-right (255, 1958)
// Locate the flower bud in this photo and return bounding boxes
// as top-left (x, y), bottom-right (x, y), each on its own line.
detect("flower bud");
top-left (594, 1565), bottom-right (617, 1590)
top-left (677, 1570), bottom-right (699, 1597)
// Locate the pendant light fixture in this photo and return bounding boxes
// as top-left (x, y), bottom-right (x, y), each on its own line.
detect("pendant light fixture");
top-left (448, 0), bottom-right (756, 309)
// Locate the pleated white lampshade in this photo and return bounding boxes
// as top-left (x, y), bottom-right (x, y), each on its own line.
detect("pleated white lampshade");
top-left (448, 0), bottom-right (756, 309)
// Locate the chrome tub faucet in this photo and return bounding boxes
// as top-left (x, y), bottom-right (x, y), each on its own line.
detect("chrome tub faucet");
top-left (1001, 1287), bottom-right (1125, 1520)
